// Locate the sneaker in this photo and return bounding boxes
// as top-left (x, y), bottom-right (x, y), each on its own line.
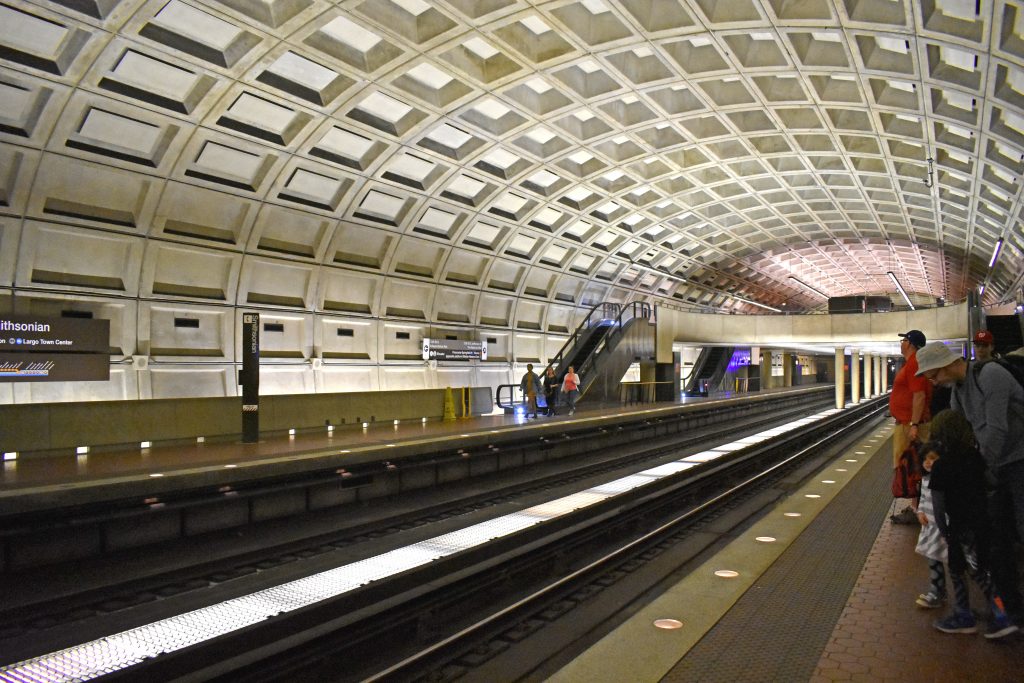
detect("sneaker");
top-left (890, 507), bottom-right (918, 524)
top-left (934, 611), bottom-right (978, 634)
top-left (984, 615), bottom-right (1020, 640)
top-left (916, 592), bottom-right (945, 609)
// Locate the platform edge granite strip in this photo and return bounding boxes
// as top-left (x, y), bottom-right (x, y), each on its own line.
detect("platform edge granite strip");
top-left (548, 423), bottom-right (894, 683)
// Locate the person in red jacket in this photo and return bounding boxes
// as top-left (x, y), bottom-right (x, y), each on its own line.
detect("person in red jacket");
top-left (889, 329), bottom-right (933, 523)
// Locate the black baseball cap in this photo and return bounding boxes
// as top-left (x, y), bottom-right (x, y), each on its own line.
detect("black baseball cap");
top-left (898, 330), bottom-right (926, 348)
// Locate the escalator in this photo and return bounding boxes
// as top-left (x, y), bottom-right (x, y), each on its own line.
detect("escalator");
top-left (574, 302), bottom-right (655, 404)
top-left (495, 301), bottom-right (654, 411)
top-left (984, 313), bottom-right (1024, 355)
top-left (683, 346), bottom-right (734, 396)
top-left (554, 321), bottom-right (614, 377)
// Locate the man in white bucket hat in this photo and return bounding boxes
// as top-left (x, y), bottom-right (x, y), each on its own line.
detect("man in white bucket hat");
top-left (915, 340), bottom-right (1024, 632)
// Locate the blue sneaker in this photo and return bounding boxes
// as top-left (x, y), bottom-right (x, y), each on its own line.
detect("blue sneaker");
top-left (984, 614), bottom-right (1020, 640)
top-left (934, 611), bottom-right (977, 634)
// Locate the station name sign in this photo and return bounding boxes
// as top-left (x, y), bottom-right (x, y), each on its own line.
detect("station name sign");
top-left (0, 315), bottom-right (110, 381)
top-left (422, 338), bottom-right (487, 361)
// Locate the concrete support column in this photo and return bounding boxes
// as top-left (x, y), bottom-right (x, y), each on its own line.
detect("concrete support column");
top-left (782, 352), bottom-right (793, 387)
top-left (874, 355), bottom-right (883, 396)
top-left (851, 349), bottom-right (861, 404)
top-left (835, 347), bottom-right (845, 409)
top-left (760, 349), bottom-right (772, 391)
top-left (882, 356), bottom-right (889, 393)
top-left (863, 352), bottom-right (873, 399)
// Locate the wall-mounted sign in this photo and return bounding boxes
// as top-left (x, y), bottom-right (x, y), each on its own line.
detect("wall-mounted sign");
top-left (0, 353), bottom-right (110, 381)
top-left (0, 315), bottom-right (110, 381)
top-left (422, 338), bottom-right (487, 361)
top-left (0, 315), bottom-right (109, 353)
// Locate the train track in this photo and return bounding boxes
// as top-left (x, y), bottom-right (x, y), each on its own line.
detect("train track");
top-left (0, 394), bottom-right (887, 682)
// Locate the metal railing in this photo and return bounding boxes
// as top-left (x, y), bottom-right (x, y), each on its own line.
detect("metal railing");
top-left (495, 301), bottom-right (654, 410)
top-left (576, 301), bottom-right (653, 397)
top-left (543, 301), bottom-right (621, 377)
top-left (617, 380), bottom-right (672, 405)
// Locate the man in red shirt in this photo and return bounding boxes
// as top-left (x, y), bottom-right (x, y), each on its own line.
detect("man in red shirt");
top-left (889, 329), bottom-right (933, 522)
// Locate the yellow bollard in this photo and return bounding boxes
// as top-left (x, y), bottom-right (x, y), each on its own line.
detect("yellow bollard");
top-left (443, 386), bottom-right (456, 421)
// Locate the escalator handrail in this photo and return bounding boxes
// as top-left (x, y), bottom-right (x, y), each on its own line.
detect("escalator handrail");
top-left (576, 301), bottom-right (653, 395)
top-left (497, 302), bottom-right (650, 409)
top-left (544, 301), bottom-right (622, 375)
top-left (683, 346), bottom-right (712, 394)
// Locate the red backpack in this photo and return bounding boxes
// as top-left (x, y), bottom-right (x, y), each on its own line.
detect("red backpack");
top-left (892, 441), bottom-right (922, 498)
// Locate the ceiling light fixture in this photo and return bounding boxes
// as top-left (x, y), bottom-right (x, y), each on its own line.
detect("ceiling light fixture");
top-left (788, 275), bottom-right (827, 298)
top-left (989, 238), bottom-right (1003, 268)
top-left (629, 261), bottom-right (687, 284)
top-left (887, 271), bottom-right (915, 310)
top-left (732, 295), bottom-right (782, 313)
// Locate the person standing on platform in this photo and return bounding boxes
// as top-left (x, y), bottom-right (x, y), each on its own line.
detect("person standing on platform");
top-left (915, 341), bottom-right (1024, 630)
top-left (542, 366), bottom-right (559, 416)
top-left (520, 363), bottom-right (541, 419)
top-left (913, 442), bottom-right (948, 610)
top-left (889, 330), bottom-right (933, 523)
top-left (562, 366), bottom-right (580, 416)
top-left (973, 330), bottom-right (998, 361)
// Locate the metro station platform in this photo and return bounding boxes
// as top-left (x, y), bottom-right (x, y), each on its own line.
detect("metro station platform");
top-left (546, 421), bottom-right (1024, 683)
top-left (2, 391), bottom-right (1022, 681)
top-left (0, 386), bottom-right (810, 505)
top-left (1, 384), bottom-right (841, 497)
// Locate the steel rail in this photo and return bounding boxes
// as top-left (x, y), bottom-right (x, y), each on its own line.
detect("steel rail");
top-left (364, 398), bottom-right (888, 682)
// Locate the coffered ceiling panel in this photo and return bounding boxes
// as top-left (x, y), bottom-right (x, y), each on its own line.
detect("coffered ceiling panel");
top-left (2, 0), bottom-right (1023, 318)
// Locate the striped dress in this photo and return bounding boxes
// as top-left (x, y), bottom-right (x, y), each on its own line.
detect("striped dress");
top-left (914, 474), bottom-right (947, 562)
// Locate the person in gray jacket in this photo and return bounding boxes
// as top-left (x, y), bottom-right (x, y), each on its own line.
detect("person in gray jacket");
top-left (915, 341), bottom-right (1024, 627)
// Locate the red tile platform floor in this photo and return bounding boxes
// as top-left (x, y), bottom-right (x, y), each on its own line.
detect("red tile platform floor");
top-left (812, 516), bottom-right (1023, 682)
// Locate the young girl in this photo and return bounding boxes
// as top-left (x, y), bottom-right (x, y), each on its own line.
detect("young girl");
top-left (914, 446), bottom-right (947, 609)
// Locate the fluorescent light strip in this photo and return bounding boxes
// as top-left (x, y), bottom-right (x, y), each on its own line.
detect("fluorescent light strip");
top-left (886, 271), bottom-right (915, 310)
top-left (989, 238), bottom-right (1003, 268)
top-left (630, 261), bottom-right (687, 284)
top-left (0, 408), bottom-right (844, 682)
top-left (788, 275), bottom-right (827, 298)
top-left (731, 295), bottom-right (782, 313)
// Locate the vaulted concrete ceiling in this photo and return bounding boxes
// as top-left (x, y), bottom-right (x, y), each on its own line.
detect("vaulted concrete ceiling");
top-left (2, 0), bottom-right (1023, 318)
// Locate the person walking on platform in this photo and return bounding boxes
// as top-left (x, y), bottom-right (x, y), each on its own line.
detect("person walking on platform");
top-left (889, 330), bottom-right (933, 524)
top-left (916, 341), bottom-right (1024, 631)
top-left (520, 363), bottom-right (541, 418)
top-left (562, 366), bottom-right (580, 416)
top-left (542, 366), bottom-right (559, 416)
top-left (973, 330), bottom-right (998, 362)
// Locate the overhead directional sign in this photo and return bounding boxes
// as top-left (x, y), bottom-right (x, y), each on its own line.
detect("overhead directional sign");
top-left (0, 315), bottom-right (110, 381)
top-left (422, 338), bottom-right (487, 361)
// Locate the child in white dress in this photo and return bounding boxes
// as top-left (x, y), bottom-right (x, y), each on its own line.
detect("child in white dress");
top-left (914, 449), bottom-right (947, 608)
